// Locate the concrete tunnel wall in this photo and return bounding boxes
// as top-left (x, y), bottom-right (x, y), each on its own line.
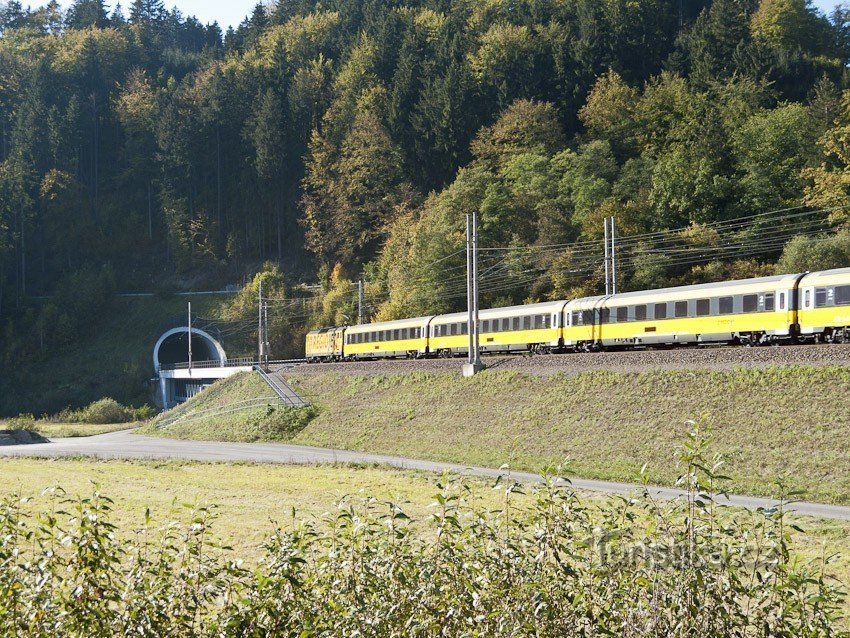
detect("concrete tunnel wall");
top-left (153, 327), bottom-right (227, 371)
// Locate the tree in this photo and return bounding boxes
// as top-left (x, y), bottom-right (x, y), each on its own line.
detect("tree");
top-left (750, 0), bottom-right (834, 54)
top-left (65, 0), bottom-right (108, 29)
top-left (733, 103), bottom-right (820, 211)
top-left (302, 110), bottom-right (413, 267)
top-left (129, 0), bottom-right (165, 25)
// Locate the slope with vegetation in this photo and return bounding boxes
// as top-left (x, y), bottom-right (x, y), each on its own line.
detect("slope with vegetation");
top-left (4, 0), bottom-right (850, 402)
top-left (143, 371), bottom-right (317, 442)
top-left (148, 365), bottom-right (850, 506)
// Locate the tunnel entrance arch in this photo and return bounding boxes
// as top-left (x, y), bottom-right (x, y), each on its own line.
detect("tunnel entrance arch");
top-left (153, 327), bottom-right (226, 371)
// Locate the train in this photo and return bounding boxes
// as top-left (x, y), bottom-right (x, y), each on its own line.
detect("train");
top-left (305, 267), bottom-right (850, 362)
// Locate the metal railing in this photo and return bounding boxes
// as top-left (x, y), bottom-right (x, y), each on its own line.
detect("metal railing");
top-left (255, 366), bottom-right (311, 407)
top-left (159, 357), bottom-right (256, 371)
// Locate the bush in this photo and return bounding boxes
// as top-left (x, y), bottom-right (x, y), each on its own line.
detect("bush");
top-left (0, 423), bottom-right (845, 637)
top-left (3, 414), bottom-right (35, 430)
top-left (52, 398), bottom-right (137, 424)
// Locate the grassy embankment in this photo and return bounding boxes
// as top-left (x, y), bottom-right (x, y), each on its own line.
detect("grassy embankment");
top-left (0, 294), bottom-right (226, 417)
top-left (149, 366), bottom-right (850, 506)
top-left (143, 371), bottom-right (317, 441)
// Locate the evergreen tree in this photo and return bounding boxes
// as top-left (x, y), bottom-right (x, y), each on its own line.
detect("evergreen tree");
top-left (65, 0), bottom-right (108, 29)
top-left (129, 0), bottom-right (165, 25)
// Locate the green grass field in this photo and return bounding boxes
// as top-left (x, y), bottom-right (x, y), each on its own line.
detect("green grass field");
top-left (149, 366), bottom-right (850, 505)
top-left (0, 458), bottom-right (501, 550)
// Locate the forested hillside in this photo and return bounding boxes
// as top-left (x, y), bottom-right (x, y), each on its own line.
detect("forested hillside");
top-left (3, 0), bottom-right (850, 369)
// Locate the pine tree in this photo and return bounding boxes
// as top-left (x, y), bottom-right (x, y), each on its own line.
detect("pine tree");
top-left (65, 0), bottom-right (108, 29)
top-left (129, 0), bottom-right (165, 24)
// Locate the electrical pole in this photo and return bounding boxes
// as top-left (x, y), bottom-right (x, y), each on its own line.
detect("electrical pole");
top-left (258, 279), bottom-right (263, 366)
top-left (187, 301), bottom-right (193, 372)
top-left (463, 212), bottom-right (485, 377)
top-left (466, 213), bottom-right (473, 363)
top-left (358, 279), bottom-right (364, 325)
top-left (603, 217), bottom-right (611, 295)
top-left (263, 297), bottom-right (270, 367)
top-left (610, 216), bottom-right (618, 295)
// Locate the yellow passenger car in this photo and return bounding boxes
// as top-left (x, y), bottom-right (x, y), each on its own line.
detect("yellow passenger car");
top-left (429, 302), bottom-right (567, 356)
top-left (344, 316), bottom-right (432, 359)
top-left (305, 327), bottom-right (345, 362)
top-left (597, 274), bottom-right (802, 347)
top-left (563, 296), bottom-right (606, 350)
top-left (797, 267), bottom-right (850, 342)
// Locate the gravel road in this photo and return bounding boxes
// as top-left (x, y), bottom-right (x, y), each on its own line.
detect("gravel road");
top-left (286, 343), bottom-right (850, 377)
top-left (1, 429), bottom-right (848, 521)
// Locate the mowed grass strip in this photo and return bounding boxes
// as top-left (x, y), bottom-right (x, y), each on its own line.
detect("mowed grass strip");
top-left (0, 458), bottom-right (478, 551)
top-left (283, 366), bottom-right (850, 505)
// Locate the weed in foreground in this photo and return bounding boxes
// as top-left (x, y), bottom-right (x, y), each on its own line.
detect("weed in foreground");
top-left (0, 422), bottom-right (845, 637)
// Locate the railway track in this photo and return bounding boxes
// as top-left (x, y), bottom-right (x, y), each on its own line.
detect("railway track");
top-left (280, 343), bottom-right (850, 377)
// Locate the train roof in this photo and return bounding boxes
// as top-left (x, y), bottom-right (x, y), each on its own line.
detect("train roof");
top-left (345, 316), bottom-right (435, 332)
top-left (798, 267), bottom-right (850, 285)
top-left (432, 300), bottom-right (569, 323)
top-left (590, 273), bottom-right (803, 305)
top-left (307, 327), bottom-right (342, 335)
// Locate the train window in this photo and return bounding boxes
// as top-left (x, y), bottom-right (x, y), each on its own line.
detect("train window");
top-left (461, 323), bottom-right (469, 336)
top-left (719, 297), bottom-right (733, 315)
top-left (836, 285), bottom-right (850, 305)
top-left (571, 311), bottom-right (580, 326)
top-left (815, 288), bottom-right (828, 307)
top-left (392, 329), bottom-right (399, 340)
top-left (779, 293), bottom-right (786, 311)
top-left (510, 317), bottom-right (518, 330)
top-left (522, 316), bottom-right (530, 330)
top-left (533, 315), bottom-right (543, 329)
top-left (481, 320), bottom-right (489, 332)
top-left (449, 323), bottom-right (457, 336)
top-left (616, 306), bottom-right (628, 323)
top-left (804, 289), bottom-right (811, 308)
top-left (634, 305), bottom-right (647, 321)
top-left (696, 299), bottom-right (710, 317)
top-left (654, 303), bottom-right (667, 320)
top-left (502, 318), bottom-right (510, 331)
top-left (674, 301), bottom-right (688, 318)
top-left (763, 293), bottom-right (775, 312)
top-left (742, 295), bottom-right (758, 313)
top-left (600, 308), bottom-right (611, 323)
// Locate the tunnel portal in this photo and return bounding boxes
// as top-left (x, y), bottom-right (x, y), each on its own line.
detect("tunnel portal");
top-left (153, 327), bottom-right (227, 371)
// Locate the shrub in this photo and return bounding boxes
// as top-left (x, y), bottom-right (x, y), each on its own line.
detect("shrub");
top-left (56, 398), bottom-right (136, 424)
top-left (0, 423), bottom-right (845, 637)
top-left (4, 414), bottom-right (35, 430)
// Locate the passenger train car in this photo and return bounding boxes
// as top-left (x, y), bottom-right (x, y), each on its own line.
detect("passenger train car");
top-left (304, 267), bottom-right (850, 361)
